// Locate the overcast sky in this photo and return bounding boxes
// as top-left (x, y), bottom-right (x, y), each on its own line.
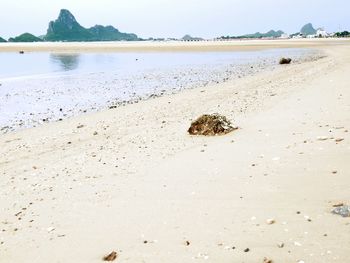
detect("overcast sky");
top-left (0, 0), bottom-right (348, 39)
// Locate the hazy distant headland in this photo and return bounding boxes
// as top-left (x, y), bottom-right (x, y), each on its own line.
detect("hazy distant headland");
top-left (45, 9), bottom-right (139, 42)
top-left (0, 10), bottom-right (349, 43)
top-left (2, 9), bottom-right (139, 43)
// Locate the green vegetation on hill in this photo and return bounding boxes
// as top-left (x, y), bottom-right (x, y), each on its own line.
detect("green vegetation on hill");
top-left (240, 30), bottom-right (284, 38)
top-left (88, 25), bottom-right (138, 41)
top-left (0, 36), bottom-right (7, 42)
top-left (219, 29), bottom-right (284, 40)
top-left (300, 23), bottom-right (317, 35)
top-left (8, 33), bottom-right (43, 42)
top-left (45, 9), bottom-right (138, 42)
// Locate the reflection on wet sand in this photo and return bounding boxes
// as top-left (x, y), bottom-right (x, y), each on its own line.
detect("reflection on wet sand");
top-left (50, 54), bottom-right (80, 71)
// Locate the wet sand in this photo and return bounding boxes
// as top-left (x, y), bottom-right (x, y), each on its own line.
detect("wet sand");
top-left (0, 48), bottom-right (322, 133)
top-left (0, 40), bottom-right (350, 262)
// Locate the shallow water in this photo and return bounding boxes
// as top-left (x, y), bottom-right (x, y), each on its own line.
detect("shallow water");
top-left (0, 49), bottom-right (310, 79)
top-left (0, 48), bottom-right (320, 133)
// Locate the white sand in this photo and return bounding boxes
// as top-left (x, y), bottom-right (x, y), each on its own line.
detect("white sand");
top-left (0, 40), bottom-right (350, 262)
top-left (0, 38), bottom-right (349, 52)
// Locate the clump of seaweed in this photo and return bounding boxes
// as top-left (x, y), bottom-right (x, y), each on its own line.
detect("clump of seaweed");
top-left (188, 114), bottom-right (238, 136)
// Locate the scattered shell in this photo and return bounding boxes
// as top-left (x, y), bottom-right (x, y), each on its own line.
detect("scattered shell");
top-left (103, 251), bottom-right (118, 261)
top-left (46, 227), bottom-right (55, 233)
top-left (294, 241), bottom-right (302, 247)
top-left (266, 218), bottom-right (276, 225)
top-left (263, 258), bottom-right (273, 263)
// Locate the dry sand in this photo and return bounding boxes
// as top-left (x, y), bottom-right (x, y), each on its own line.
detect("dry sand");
top-left (0, 38), bottom-right (349, 53)
top-left (0, 40), bottom-right (350, 262)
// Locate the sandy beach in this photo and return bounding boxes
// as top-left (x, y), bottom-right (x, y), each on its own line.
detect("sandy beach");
top-left (0, 38), bottom-right (349, 53)
top-left (0, 40), bottom-right (350, 263)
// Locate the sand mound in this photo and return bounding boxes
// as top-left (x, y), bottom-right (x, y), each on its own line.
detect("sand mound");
top-left (188, 114), bottom-right (237, 136)
top-left (279, 58), bottom-right (292, 64)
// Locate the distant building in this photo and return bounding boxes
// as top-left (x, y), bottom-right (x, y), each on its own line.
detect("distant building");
top-left (292, 33), bottom-right (304, 39)
top-left (316, 28), bottom-right (329, 37)
top-left (279, 33), bottom-right (290, 39)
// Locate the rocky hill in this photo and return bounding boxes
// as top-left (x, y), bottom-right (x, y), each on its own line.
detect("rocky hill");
top-left (45, 9), bottom-right (138, 42)
top-left (300, 23), bottom-right (317, 35)
top-left (0, 36), bottom-right (7, 42)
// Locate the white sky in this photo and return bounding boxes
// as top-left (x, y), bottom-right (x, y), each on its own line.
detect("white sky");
top-left (0, 0), bottom-right (348, 39)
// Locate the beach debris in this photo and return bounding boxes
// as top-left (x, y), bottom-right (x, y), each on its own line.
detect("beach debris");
top-left (335, 138), bottom-right (344, 143)
top-left (93, 131), bottom-right (98, 136)
top-left (263, 258), bottom-right (273, 263)
top-left (279, 58), bottom-right (292, 64)
top-left (185, 240), bottom-right (191, 246)
top-left (277, 242), bottom-right (285, 248)
top-left (317, 136), bottom-right (329, 141)
top-left (194, 253), bottom-right (209, 260)
top-left (266, 218), bottom-right (276, 225)
top-left (332, 205), bottom-right (350, 217)
top-left (188, 114), bottom-right (238, 136)
top-left (103, 251), bottom-right (118, 261)
top-left (77, 124), bottom-right (85, 129)
top-left (46, 227), bottom-right (55, 233)
top-left (244, 248), bottom-right (250, 252)
top-left (19, 51), bottom-right (24, 54)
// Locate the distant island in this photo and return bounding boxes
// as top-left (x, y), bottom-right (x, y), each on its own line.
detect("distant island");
top-left (216, 23), bottom-right (348, 40)
top-left (2, 9), bottom-right (139, 43)
top-left (45, 9), bottom-right (139, 42)
top-left (218, 29), bottom-right (286, 40)
top-left (181, 35), bottom-right (204, 41)
top-left (9, 33), bottom-right (43, 42)
top-left (0, 36), bottom-right (7, 42)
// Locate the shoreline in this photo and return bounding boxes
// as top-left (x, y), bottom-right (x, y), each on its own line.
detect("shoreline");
top-left (1, 42), bottom-right (350, 262)
top-left (0, 38), bottom-right (349, 53)
top-left (0, 47), bottom-right (323, 134)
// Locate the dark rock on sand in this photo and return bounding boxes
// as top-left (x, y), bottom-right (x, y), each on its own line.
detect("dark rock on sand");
top-left (188, 114), bottom-right (238, 136)
top-left (279, 58), bottom-right (292, 65)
